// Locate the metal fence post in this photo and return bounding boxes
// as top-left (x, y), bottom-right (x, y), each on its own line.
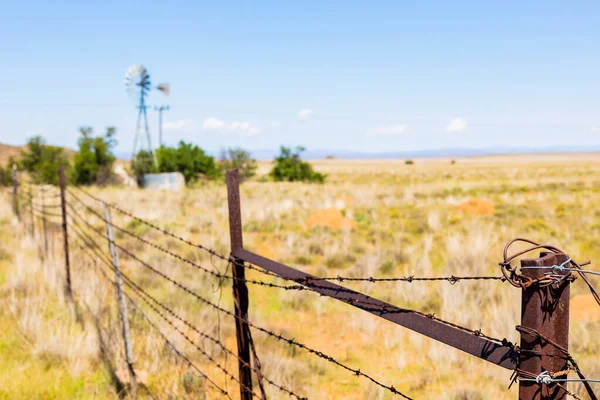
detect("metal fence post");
top-left (519, 252), bottom-right (571, 400)
top-left (29, 180), bottom-right (35, 237)
top-left (41, 183), bottom-right (49, 257)
top-left (102, 203), bottom-right (138, 398)
top-left (11, 164), bottom-right (19, 220)
top-left (59, 164), bottom-right (72, 300)
top-left (226, 169), bottom-right (253, 400)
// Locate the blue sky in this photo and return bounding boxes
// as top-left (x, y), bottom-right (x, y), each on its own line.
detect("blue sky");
top-left (1, 1), bottom-right (599, 155)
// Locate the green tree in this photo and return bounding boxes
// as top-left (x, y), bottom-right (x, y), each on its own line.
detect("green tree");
top-left (19, 136), bottom-right (70, 185)
top-left (219, 148), bottom-right (257, 182)
top-left (73, 126), bottom-right (117, 185)
top-left (155, 141), bottom-right (219, 184)
top-left (269, 146), bottom-right (325, 183)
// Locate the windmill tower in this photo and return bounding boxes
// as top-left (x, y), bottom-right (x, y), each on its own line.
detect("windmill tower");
top-left (124, 65), bottom-right (169, 162)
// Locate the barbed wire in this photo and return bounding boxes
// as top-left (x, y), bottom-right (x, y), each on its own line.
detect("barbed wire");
top-left (293, 274), bottom-right (507, 284)
top-left (69, 187), bottom-right (510, 286)
top-left (13, 181), bottom-right (600, 400)
top-left (29, 201), bottom-right (63, 210)
top-left (123, 290), bottom-right (233, 399)
top-left (66, 190), bottom-right (510, 350)
top-left (500, 238), bottom-right (600, 307)
top-left (21, 204), bottom-right (62, 217)
top-left (67, 218), bottom-right (302, 399)
top-left (126, 283), bottom-right (261, 399)
top-left (22, 203), bottom-right (64, 218)
top-left (66, 195), bottom-right (283, 282)
top-left (16, 192), bottom-right (35, 202)
top-left (67, 198), bottom-right (508, 327)
top-left (70, 187), bottom-right (234, 261)
top-left (34, 187), bottom-right (511, 333)
top-left (122, 267), bottom-right (307, 399)
top-left (64, 205), bottom-right (412, 398)
top-left (20, 184), bottom-right (577, 399)
top-left (515, 325), bottom-right (598, 400)
top-left (64, 215), bottom-right (262, 398)
top-left (58, 241), bottom-right (151, 398)
top-left (69, 231), bottom-right (235, 399)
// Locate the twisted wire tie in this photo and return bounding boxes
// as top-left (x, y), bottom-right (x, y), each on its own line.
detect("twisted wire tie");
top-left (521, 258), bottom-right (600, 277)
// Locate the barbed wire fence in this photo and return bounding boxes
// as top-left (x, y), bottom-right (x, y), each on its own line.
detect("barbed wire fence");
top-left (3, 165), bottom-right (600, 400)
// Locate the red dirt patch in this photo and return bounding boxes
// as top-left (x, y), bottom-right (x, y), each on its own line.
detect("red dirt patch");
top-left (456, 198), bottom-right (495, 215)
top-left (304, 208), bottom-right (356, 230)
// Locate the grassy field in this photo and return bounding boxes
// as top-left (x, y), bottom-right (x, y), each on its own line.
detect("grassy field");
top-left (1, 154), bottom-right (600, 399)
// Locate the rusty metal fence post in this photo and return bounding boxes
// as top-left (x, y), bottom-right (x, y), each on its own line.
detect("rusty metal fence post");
top-left (519, 252), bottom-right (571, 400)
top-left (41, 183), bottom-right (48, 257)
top-left (59, 164), bottom-right (72, 300)
top-left (28, 180), bottom-right (35, 237)
top-left (226, 169), bottom-right (254, 400)
top-left (11, 164), bottom-right (19, 220)
top-left (102, 203), bottom-right (138, 398)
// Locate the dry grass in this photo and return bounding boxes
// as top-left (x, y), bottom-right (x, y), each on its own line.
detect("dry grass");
top-left (1, 153), bottom-right (600, 399)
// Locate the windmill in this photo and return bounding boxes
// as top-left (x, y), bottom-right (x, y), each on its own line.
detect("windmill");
top-left (124, 65), bottom-right (169, 162)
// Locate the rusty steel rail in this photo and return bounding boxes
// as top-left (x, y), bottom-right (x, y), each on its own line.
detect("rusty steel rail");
top-left (234, 248), bottom-right (518, 370)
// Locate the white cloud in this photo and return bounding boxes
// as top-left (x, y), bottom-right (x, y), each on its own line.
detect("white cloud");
top-left (297, 108), bottom-right (312, 120)
top-left (269, 120), bottom-right (282, 128)
top-left (446, 118), bottom-right (467, 132)
top-left (202, 117), bottom-right (226, 130)
top-left (229, 121), bottom-right (261, 135)
top-left (369, 124), bottom-right (408, 136)
top-left (163, 119), bottom-right (194, 132)
top-left (202, 117), bottom-right (260, 136)
top-left (592, 126), bottom-right (599, 133)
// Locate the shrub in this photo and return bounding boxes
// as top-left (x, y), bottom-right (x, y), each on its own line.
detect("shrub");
top-left (219, 148), bottom-right (257, 182)
top-left (131, 150), bottom-right (157, 186)
top-left (156, 141), bottom-right (219, 183)
top-left (19, 136), bottom-right (70, 185)
top-left (73, 126), bottom-right (117, 185)
top-left (269, 146), bottom-right (325, 183)
top-left (0, 164), bottom-right (12, 186)
top-left (405, 159), bottom-right (414, 165)
top-left (132, 142), bottom-right (225, 186)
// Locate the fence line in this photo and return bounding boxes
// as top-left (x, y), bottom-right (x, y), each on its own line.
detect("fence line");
top-left (3, 168), bottom-right (600, 400)
top-left (66, 199), bottom-right (412, 398)
top-left (74, 236), bottom-right (233, 399)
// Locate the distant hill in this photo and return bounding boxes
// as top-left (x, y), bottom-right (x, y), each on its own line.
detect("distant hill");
top-left (243, 146), bottom-right (600, 161)
top-left (0, 144), bottom-right (22, 165)
top-left (0, 143), bottom-right (76, 166)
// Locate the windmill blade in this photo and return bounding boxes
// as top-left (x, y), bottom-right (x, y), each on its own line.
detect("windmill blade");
top-left (157, 83), bottom-right (170, 96)
top-left (125, 64), bottom-right (152, 100)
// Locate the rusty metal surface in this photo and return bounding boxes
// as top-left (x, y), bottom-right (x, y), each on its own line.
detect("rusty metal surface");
top-left (235, 248), bottom-right (518, 370)
top-left (40, 184), bottom-right (48, 256)
top-left (226, 169), bottom-right (254, 400)
top-left (28, 181), bottom-right (35, 237)
top-left (519, 252), bottom-right (570, 400)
